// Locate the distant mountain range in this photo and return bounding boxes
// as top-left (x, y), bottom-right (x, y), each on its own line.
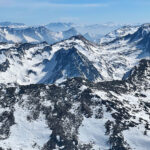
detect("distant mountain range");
top-left (0, 21), bottom-right (25, 27)
top-left (0, 21), bottom-right (125, 44)
top-left (45, 22), bottom-right (122, 34)
top-left (45, 22), bottom-right (123, 42)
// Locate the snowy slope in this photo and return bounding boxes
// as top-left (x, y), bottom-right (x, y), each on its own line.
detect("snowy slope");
top-left (98, 24), bottom-right (150, 80)
top-left (0, 59), bottom-right (149, 150)
top-left (0, 36), bottom-right (104, 85)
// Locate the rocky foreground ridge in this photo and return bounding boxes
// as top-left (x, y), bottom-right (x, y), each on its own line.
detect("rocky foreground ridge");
top-left (0, 59), bottom-right (149, 150)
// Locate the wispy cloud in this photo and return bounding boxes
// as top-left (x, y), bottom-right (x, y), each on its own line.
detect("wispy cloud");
top-left (0, 0), bottom-right (109, 8)
top-left (34, 3), bottom-right (109, 8)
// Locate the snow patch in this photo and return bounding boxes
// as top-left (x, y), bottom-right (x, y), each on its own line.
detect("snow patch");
top-left (78, 117), bottom-right (110, 150)
top-left (0, 104), bottom-right (52, 150)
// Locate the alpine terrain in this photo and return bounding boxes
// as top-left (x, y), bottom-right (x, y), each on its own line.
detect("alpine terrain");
top-left (0, 23), bottom-right (149, 150)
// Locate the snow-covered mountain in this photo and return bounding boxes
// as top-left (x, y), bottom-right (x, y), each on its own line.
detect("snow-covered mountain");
top-left (0, 59), bottom-right (149, 150)
top-left (0, 26), bottom-right (79, 44)
top-left (0, 36), bottom-right (103, 85)
top-left (0, 21), bottom-right (129, 44)
top-left (99, 23), bottom-right (150, 80)
top-left (0, 22), bottom-right (150, 150)
top-left (0, 23), bottom-right (150, 85)
top-left (0, 23), bottom-right (121, 44)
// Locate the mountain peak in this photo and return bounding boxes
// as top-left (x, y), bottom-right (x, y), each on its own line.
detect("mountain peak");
top-left (70, 34), bottom-right (88, 41)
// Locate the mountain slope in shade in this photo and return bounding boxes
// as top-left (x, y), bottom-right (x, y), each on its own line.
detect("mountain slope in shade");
top-left (39, 47), bottom-right (103, 84)
top-left (0, 59), bottom-right (149, 150)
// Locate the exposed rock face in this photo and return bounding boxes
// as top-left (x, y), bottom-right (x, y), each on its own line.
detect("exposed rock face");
top-left (0, 59), bottom-right (149, 150)
top-left (41, 47), bottom-right (103, 84)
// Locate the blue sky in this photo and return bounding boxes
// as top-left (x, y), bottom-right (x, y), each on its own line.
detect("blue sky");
top-left (0, 0), bottom-right (150, 25)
